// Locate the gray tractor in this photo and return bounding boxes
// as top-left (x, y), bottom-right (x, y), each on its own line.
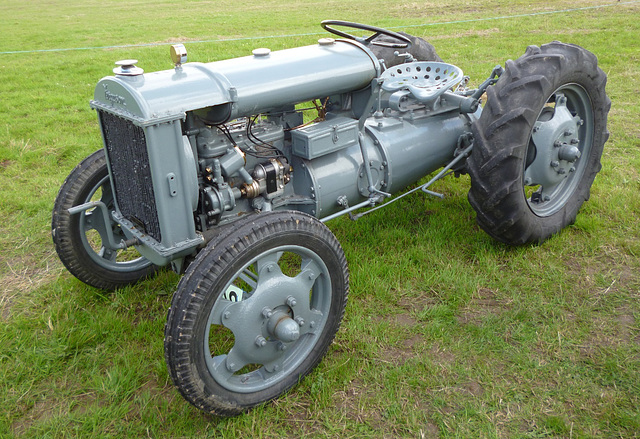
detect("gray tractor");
top-left (52, 21), bottom-right (610, 415)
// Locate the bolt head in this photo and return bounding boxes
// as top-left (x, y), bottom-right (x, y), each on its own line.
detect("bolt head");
top-left (255, 336), bottom-right (267, 347)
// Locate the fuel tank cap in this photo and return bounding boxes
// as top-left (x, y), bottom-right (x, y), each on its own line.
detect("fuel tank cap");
top-left (252, 48), bottom-right (271, 57)
top-left (113, 60), bottom-right (144, 76)
top-left (318, 38), bottom-right (335, 46)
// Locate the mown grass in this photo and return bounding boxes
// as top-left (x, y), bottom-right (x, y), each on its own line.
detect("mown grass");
top-left (1, 0), bottom-right (639, 437)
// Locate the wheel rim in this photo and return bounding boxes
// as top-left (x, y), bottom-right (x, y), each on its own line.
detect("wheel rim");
top-left (78, 175), bottom-right (152, 272)
top-left (523, 83), bottom-right (594, 217)
top-left (204, 244), bottom-right (332, 393)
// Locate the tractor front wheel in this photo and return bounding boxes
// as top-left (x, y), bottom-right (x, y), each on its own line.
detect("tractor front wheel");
top-left (164, 211), bottom-right (349, 416)
top-left (52, 150), bottom-right (157, 290)
top-left (468, 42), bottom-right (610, 244)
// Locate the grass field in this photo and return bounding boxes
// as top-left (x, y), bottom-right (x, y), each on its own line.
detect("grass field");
top-left (1, 0), bottom-right (639, 437)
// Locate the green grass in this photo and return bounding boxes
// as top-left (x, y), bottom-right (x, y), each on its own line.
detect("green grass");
top-left (2, 0), bottom-right (640, 437)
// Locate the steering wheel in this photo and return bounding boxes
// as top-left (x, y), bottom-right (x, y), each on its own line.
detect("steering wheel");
top-left (321, 20), bottom-right (412, 49)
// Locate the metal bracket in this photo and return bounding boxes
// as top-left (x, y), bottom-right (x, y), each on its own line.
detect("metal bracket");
top-left (420, 141), bottom-right (473, 197)
top-left (357, 132), bottom-right (391, 199)
top-left (68, 201), bottom-right (137, 250)
top-left (470, 65), bottom-right (504, 100)
top-left (320, 194), bottom-right (382, 223)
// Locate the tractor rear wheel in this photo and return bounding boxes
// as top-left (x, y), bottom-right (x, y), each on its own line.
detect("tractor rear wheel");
top-left (468, 42), bottom-right (610, 244)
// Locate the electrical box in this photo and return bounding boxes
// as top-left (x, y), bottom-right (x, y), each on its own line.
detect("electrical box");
top-left (291, 117), bottom-right (359, 160)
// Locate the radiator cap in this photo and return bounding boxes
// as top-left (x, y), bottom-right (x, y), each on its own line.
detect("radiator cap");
top-left (113, 60), bottom-right (144, 76)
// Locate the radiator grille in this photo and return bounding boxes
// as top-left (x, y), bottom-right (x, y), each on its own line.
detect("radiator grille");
top-left (98, 111), bottom-right (162, 242)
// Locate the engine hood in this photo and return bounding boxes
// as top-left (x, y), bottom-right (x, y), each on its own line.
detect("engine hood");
top-left (91, 39), bottom-right (380, 125)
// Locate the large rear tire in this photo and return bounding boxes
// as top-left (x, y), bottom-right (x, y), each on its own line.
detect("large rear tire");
top-left (468, 42), bottom-right (610, 244)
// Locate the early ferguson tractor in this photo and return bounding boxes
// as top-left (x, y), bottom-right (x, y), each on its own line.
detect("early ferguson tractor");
top-left (52, 21), bottom-right (610, 415)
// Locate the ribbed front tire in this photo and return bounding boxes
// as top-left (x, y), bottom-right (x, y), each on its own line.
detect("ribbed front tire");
top-left (52, 150), bottom-right (157, 290)
top-left (164, 211), bottom-right (349, 416)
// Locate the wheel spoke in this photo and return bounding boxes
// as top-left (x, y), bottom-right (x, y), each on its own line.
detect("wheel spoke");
top-left (209, 297), bottom-right (285, 372)
top-left (221, 298), bottom-right (267, 349)
top-left (208, 296), bottom-right (235, 326)
top-left (223, 347), bottom-right (249, 374)
top-left (255, 251), bottom-right (283, 274)
top-left (207, 354), bottom-right (238, 383)
top-left (291, 263), bottom-right (326, 335)
top-left (291, 270), bottom-right (318, 306)
top-left (321, 20), bottom-right (411, 49)
top-left (98, 247), bottom-right (117, 262)
top-left (263, 354), bottom-right (285, 374)
top-left (301, 257), bottom-right (323, 279)
top-left (99, 184), bottom-right (114, 208)
top-left (297, 309), bottom-right (324, 336)
top-left (82, 210), bottom-right (98, 231)
top-left (365, 31), bottom-right (381, 43)
top-left (238, 268), bottom-right (258, 291)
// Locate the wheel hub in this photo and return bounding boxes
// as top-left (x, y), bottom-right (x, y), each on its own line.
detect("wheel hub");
top-left (525, 94), bottom-right (583, 193)
top-left (205, 248), bottom-right (327, 389)
top-left (267, 308), bottom-right (300, 343)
